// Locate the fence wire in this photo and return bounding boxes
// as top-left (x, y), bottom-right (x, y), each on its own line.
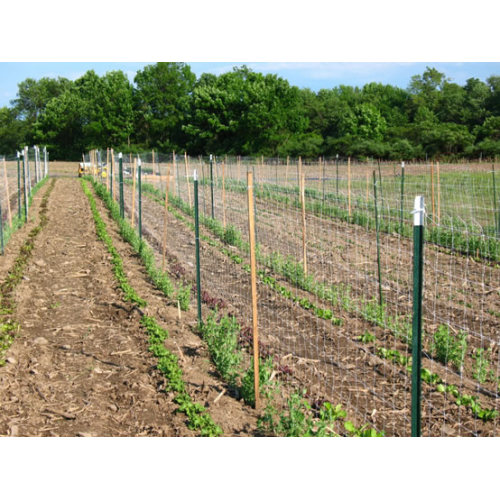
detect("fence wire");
top-left (91, 150), bottom-right (499, 436)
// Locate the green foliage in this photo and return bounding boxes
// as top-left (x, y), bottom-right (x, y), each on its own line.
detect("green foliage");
top-left (430, 325), bottom-right (468, 372)
top-left (199, 313), bottom-right (242, 386)
top-left (240, 357), bottom-right (275, 407)
top-left (141, 314), bottom-right (222, 436)
top-left (176, 284), bottom-right (191, 312)
top-left (472, 348), bottom-right (495, 384)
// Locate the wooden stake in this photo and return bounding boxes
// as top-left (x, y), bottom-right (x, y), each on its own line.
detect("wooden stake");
top-left (162, 162), bottom-right (171, 272)
top-left (185, 152), bottom-right (192, 209)
top-left (2, 156), bottom-right (12, 227)
top-left (247, 171), bottom-right (260, 410)
top-left (430, 161), bottom-right (435, 224)
top-left (436, 160), bottom-right (441, 224)
top-left (131, 158), bottom-right (137, 227)
top-left (112, 151), bottom-right (116, 201)
top-left (106, 148), bottom-right (110, 191)
top-left (348, 156), bottom-right (352, 217)
top-left (172, 151), bottom-right (177, 198)
top-left (222, 160), bottom-right (226, 228)
top-left (300, 172), bottom-right (308, 275)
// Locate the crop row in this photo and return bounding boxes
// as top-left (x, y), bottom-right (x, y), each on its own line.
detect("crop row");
top-left (0, 177), bottom-right (55, 365)
top-left (202, 177), bottom-right (500, 262)
top-left (137, 180), bottom-right (498, 424)
top-left (81, 179), bottom-right (221, 436)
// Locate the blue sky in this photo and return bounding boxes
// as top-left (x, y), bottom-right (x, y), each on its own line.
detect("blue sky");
top-left (2, 61), bottom-right (500, 109)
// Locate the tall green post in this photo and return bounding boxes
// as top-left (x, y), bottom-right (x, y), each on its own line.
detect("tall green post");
top-left (194, 169), bottom-right (203, 326)
top-left (373, 170), bottom-right (383, 307)
top-left (17, 152), bottom-right (21, 221)
top-left (138, 157), bottom-right (142, 240)
top-left (411, 195), bottom-right (425, 437)
top-left (400, 161), bottom-right (405, 234)
top-left (209, 154), bottom-right (214, 219)
top-left (119, 152), bottom-right (124, 218)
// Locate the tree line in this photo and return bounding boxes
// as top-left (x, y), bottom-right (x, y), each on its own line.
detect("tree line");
top-left (1, 63), bottom-right (499, 161)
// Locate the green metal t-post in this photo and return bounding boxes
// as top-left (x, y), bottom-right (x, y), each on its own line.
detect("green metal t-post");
top-left (17, 152), bottom-right (21, 221)
top-left (138, 158), bottom-right (142, 240)
top-left (194, 169), bottom-right (203, 326)
top-left (119, 152), bottom-right (124, 218)
top-left (209, 154), bottom-right (214, 219)
top-left (411, 195), bottom-right (425, 437)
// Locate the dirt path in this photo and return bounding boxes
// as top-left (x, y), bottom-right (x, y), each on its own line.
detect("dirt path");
top-left (0, 178), bottom-right (218, 436)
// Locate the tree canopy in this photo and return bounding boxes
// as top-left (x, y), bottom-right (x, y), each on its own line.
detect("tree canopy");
top-left (1, 64), bottom-right (500, 160)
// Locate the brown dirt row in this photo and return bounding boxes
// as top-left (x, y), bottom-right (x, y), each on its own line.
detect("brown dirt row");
top-left (0, 177), bottom-right (257, 436)
top-left (121, 183), bottom-right (499, 436)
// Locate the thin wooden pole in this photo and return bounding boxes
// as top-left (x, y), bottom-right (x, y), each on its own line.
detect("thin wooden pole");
top-left (298, 156), bottom-right (302, 194)
top-left (436, 160), bottom-right (441, 224)
top-left (247, 171), bottom-right (260, 410)
top-left (348, 156), bottom-right (352, 217)
top-left (106, 148), bottom-right (110, 191)
top-left (285, 156), bottom-right (289, 184)
top-left (222, 160), bottom-right (226, 228)
top-left (2, 156), bottom-right (12, 228)
top-left (430, 161), bottom-right (435, 224)
top-left (366, 171), bottom-right (369, 203)
top-left (162, 162), bottom-right (171, 272)
top-left (131, 158), bottom-right (137, 227)
top-left (112, 150), bottom-right (116, 201)
top-left (300, 172), bottom-right (308, 275)
top-left (185, 152), bottom-right (192, 209)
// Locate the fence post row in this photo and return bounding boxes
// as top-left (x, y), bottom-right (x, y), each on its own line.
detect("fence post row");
top-left (411, 195), bottom-right (425, 437)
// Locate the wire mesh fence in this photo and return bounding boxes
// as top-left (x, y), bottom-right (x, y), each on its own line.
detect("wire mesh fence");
top-left (91, 150), bottom-right (499, 437)
top-left (0, 146), bottom-right (49, 252)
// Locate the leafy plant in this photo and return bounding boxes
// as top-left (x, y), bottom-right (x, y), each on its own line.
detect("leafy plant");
top-left (430, 324), bottom-right (468, 372)
top-left (472, 347), bottom-right (495, 384)
top-left (200, 313), bottom-right (242, 386)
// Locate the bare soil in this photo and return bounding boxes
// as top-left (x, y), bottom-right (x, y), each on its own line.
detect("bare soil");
top-left (0, 176), bottom-right (259, 436)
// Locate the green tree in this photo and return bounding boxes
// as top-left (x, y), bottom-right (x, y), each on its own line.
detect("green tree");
top-left (134, 62), bottom-right (196, 150)
top-left (0, 106), bottom-right (28, 154)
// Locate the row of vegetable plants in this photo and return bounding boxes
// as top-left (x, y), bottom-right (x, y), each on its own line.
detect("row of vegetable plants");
top-left (81, 179), bottom-right (221, 436)
top-left (136, 180), bottom-right (499, 425)
top-left (202, 177), bottom-right (500, 262)
top-left (119, 179), bottom-right (384, 435)
top-left (0, 178), bottom-right (55, 364)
